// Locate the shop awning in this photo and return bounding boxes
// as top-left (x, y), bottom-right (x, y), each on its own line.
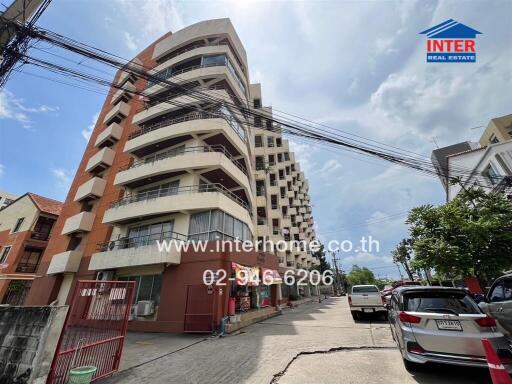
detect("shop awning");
top-left (261, 268), bottom-right (283, 285)
top-left (231, 262), bottom-right (259, 286)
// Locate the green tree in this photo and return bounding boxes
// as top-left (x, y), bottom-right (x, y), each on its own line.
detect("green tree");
top-left (346, 265), bottom-right (376, 286)
top-left (310, 243), bottom-right (330, 272)
top-left (407, 188), bottom-right (512, 284)
top-left (391, 239), bottom-right (415, 281)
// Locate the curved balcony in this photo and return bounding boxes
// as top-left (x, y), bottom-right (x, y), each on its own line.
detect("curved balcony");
top-left (125, 113), bottom-right (248, 159)
top-left (90, 230), bottom-right (187, 270)
top-left (102, 183), bottom-right (253, 231)
top-left (144, 63), bottom-right (246, 101)
top-left (115, 145), bottom-right (251, 200)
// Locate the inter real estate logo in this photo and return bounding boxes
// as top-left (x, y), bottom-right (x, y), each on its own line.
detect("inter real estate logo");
top-left (419, 19), bottom-right (482, 63)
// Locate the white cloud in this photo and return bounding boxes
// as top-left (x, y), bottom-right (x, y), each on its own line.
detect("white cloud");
top-left (0, 164), bottom-right (4, 177)
top-left (124, 31), bottom-right (138, 51)
top-left (52, 168), bottom-right (73, 191)
top-left (0, 89), bottom-right (58, 128)
top-left (115, 0), bottom-right (185, 49)
top-left (81, 112), bottom-right (99, 141)
top-left (288, 140), bottom-right (313, 173)
top-left (342, 252), bottom-right (394, 268)
top-left (318, 159), bottom-right (342, 176)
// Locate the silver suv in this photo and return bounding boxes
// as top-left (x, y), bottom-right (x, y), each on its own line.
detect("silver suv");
top-left (388, 286), bottom-right (511, 371)
top-left (478, 274), bottom-right (512, 336)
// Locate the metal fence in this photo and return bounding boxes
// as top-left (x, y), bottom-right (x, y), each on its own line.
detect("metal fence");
top-left (48, 280), bottom-right (135, 383)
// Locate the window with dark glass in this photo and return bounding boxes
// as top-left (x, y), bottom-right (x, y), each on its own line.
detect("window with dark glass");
top-left (13, 218), bottom-right (24, 233)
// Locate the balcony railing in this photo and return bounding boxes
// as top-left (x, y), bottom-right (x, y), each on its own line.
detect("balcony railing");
top-left (129, 110), bottom-right (247, 143)
top-left (493, 176), bottom-right (512, 194)
top-left (120, 145), bottom-right (247, 174)
top-left (156, 42), bottom-right (229, 64)
top-left (15, 262), bottom-right (40, 273)
top-left (30, 231), bottom-right (50, 241)
top-left (97, 230), bottom-right (187, 252)
top-left (139, 84), bottom-right (242, 113)
top-left (110, 183), bottom-right (250, 212)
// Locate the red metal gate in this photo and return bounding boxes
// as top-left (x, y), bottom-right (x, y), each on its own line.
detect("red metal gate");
top-left (48, 280), bottom-right (135, 383)
top-left (184, 284), bottom-right (216, 333)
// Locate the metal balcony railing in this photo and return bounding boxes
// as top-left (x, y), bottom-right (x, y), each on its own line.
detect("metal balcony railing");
top-left (139, 84), bottom-right (243, 113)
top-left (156, 42), bottom-right (229, 64)
top-left (493, 176), bottom-right (512, 194)
top-left (30, 231), bottom-right (51, 241)
top-left (97, 230), bottom-right (187, 252)
top-left (15, 262), bottom-right (40, 273)
top-left (110, 183), bottom-right (250, 212)
top-left (129, 110), bottom-right (247, 143)
top-left (120, 145), bottom-right (247, 174)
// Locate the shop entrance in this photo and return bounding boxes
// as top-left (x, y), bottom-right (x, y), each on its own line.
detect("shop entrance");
top-left (184, 284), bottom-right (216, 333)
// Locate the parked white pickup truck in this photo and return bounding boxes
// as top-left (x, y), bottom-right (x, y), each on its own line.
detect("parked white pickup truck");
top-left (348, 285), bottom-right (387, 319)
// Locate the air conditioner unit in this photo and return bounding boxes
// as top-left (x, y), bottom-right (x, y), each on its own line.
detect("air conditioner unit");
top-left (96, 270), bottom-right (115, 281)
top-left (135, 300), bottom-right (155, 316)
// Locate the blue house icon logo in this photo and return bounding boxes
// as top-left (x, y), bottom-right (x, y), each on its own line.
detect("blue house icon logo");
top-left (419, 19), bottom-right (482, 63)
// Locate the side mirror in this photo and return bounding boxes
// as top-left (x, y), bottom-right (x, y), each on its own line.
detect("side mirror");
top-left (473, 294), bottom-right (487, 304)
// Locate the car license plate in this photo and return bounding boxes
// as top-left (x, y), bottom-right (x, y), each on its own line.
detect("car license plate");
top-left (362, 308), bottom-right (373, 313)
top-left (436, 320), bottom-right (462, 331)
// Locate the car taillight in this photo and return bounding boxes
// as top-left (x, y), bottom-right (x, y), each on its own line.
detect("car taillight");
top-left (399, 311), bottom-right (421, 324)
top-left (348, 295), bottom-right (352, 305)
top-left (475, 315), bottom-right (497, 327)
top-left (407, 342), bottom-right (425, 354)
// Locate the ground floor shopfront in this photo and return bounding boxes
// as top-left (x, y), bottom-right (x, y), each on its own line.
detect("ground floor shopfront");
top-left (26, 242), bottom-right (287, 333)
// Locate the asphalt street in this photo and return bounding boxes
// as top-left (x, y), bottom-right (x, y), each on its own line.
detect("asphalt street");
top-left (103, 297), bottom-right (492, 384)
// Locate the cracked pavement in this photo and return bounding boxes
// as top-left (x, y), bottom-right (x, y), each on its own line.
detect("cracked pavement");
top-left (102, 297), bottom-right (492, 384)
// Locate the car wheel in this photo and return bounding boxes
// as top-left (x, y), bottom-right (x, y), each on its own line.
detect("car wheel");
top-left (403, 358), bottom-right (420, 372)
top-left (351, 311), bottom-right (359, 320)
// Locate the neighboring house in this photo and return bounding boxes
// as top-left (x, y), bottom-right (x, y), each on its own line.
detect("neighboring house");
top-left (0, 191), bottom-right (17, 209)
top-left (446, 140), bottom-right (512, 201)
top-left (0, 193), bottom-right (62, 305)
top-left (479, 114), bottom-right (512, 147)
top-left (431, 141), bottom-right (480, 198)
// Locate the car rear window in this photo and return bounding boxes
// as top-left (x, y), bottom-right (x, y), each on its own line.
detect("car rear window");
top-left (352, 286), bottom-right (379, 293)
top-left (404, 291), bottom-right (480, 314)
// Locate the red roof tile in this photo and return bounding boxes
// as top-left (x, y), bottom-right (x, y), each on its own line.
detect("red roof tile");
top-left (28, 193), bottom-right (63, 216)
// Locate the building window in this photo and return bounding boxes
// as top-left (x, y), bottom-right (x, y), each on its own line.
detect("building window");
top-left (16, 248), bottom-right (43, 273)
top-left (119, 274), bottom-right (162, 305)
top-left (13, 218), bottom-right (24, 233)
top-left (254, 116), bottom-right (262, 127)
top-left (482, 163), bottom-right (501, 186)
top-left (126, 221), bottom-right (175, 248)
top-left (0, 246), bottom-right (11, 264)
top-left (255, 136), bottom-right (263, 148)
top-left (188, 209), bottom-right (251, 242)
top-left (489, 134), bottom-right (500, 144)
top-left (253, 99), bottom-right (261, 109)
top-left (267, 137), bottom-right (274, 147)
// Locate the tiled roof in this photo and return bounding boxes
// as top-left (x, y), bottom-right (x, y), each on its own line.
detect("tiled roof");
top-left (28, 193), bottom-right (63, 216)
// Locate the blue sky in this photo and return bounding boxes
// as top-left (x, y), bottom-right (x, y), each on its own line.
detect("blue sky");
top-left (1, 0), bottom-right (511, 278)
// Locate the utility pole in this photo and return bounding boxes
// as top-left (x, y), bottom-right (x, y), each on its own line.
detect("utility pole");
top-left (394, 262), bottom-right (404, 280)
top-left (330, 250), bottom-right (341, 296)
top-left (0, 0), bottom-right (51, 86)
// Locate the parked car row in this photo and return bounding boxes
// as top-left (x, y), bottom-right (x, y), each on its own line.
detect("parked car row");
top-left (348, 274), bottom-right (512, 374)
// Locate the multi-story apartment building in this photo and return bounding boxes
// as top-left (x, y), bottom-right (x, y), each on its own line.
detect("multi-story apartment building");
top-left (0, 193), bottom-right (62, 305)
top-left (26, 19), bottom-right (318, 333)
top-left (0, 191), bottom-right (17, 209)
top-left (479, 113), bottom-right (512, 146)
top-left (250, 85), bottom-right (318, 271)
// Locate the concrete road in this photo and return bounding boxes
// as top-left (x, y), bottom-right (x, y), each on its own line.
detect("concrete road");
top-left (103, 297), bottom-right (492, 384)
